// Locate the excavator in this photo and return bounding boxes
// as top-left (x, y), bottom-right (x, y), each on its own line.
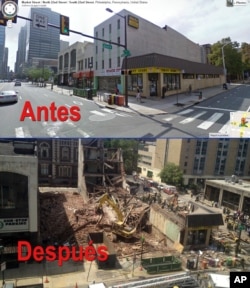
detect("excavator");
top-left (96, 193), bottom-right (149, 240)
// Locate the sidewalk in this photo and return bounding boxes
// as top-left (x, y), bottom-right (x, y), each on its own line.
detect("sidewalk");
top-left (93, 84), bottom-right (237, 115)
top-left (47, 83), bottom-right (237, 116)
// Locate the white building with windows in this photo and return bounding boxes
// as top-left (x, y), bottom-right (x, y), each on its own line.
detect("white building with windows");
top-left (93, 9), bottom-right (222, 97)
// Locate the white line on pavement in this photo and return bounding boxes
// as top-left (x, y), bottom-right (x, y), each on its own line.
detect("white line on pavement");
top-left (177, 109), bottom-right (194, 115)
top-left (90, 110), bottom-right (106, 116)
top-left (179, 111), bottom-right (206, 124)
top-left (197, 112), bottom-right (224, 130)
top-left (195, 106), bottom-right (234, 112)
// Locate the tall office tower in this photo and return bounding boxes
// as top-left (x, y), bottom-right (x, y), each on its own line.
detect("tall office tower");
top-left (25, 8), bottom-right (60, 66)
top-left (2, 47), bottom-right (8, 78)
top-left (15, 26), bottom-right (27, 75)
top-left (0, 25), bottom-right (6, 78)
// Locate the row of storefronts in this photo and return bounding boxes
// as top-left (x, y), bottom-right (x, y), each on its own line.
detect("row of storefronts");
top-left (62, 53), bottom-right (224, 98)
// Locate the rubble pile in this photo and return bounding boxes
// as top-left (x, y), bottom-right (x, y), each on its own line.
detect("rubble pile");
top-left (39, 188), bottom-right (170, 258)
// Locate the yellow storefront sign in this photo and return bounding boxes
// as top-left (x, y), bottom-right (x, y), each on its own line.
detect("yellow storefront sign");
top-left (131, 67), bottom-right (181, 74)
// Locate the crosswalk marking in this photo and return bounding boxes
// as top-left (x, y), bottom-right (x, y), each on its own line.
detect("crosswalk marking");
top-left (90, 110), bottom-right (106, 116)
top-left (90, 109), bottom-right (132, 118)
top-left (179, 111), bottom-right (206, 124)
top-left (15, 127), bottom-right (32, 138)
top-left (177, 109), bottom-right (194, 115)
top-left (197, 112), bottom-right (223, 130)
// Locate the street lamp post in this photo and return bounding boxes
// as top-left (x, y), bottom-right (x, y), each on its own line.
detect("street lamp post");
top-left (106, 8), bottom-right (129, 107)
top-left (221, 42), bottom-right (231, 82)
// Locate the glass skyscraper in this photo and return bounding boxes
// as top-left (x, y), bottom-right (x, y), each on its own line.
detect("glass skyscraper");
top-left (25, 8), bottom-right (60, 65)
top-left (0, 26), bottom-right (6, 78)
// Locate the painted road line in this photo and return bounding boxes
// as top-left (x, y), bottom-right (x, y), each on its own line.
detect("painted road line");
top-left (90, 110), bottom-right (106, 116)
top-left (15, 126), bottom-right (32, 138)
top-left (179, 111), bottom-right (206, 124)
top-left (195, 106), bottom-right (234, 112)
top-left (163, 115), bottom-right (178, 121)
top-left (197, 112), bottom-right (224, 130)
top-left (15, 127), bottom-right (25, 137)
top-left (177, 109), bottom-right (194, 115)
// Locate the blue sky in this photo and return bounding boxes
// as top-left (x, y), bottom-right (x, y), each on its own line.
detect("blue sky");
top-left (4, 0), bottom-right (250, 70)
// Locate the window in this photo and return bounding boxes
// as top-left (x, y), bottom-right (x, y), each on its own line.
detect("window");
top-left (117, 19), bottom-right (120, 29)
top-left (95, 46), bottom-right (98, 54)
top-left (39, 142), bottom-right (50, 158)
top-left (59, 166), bottom-right (71, 177)
top-left (117, 37), bottom-right (120, 44)
top-left (109, 58), bottom-right (112, 68)
top-left (163, 74), bottom-right (181, 90)
top-left (109, 24), bottom-right (112, 33)
top-left (117, 56), bottom-right (120, 67)
top-left (102, 28), bottom-right (104, 37)
top-left (41, 163), bottom-right (49, 176)
top-left (128, 74), bottom-right (143, 91)
top-left (61, 147), bottom-right (70, 161)
top-left (102, 60), bottom-right (104, 69)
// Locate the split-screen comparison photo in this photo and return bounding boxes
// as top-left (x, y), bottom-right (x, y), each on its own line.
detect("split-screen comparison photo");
top-left (1, 1), bottom-right (250, 288)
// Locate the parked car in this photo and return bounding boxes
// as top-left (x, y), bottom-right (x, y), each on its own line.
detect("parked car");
top-left (0, 90), bottom-right (18, 104)
top-left (14, 81), bottom-right (21, 86)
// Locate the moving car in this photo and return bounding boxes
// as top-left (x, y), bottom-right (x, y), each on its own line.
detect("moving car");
top-left (14, 80), bottom-right (21, 86)
top-left (0, 90), bottom-right (18, 104)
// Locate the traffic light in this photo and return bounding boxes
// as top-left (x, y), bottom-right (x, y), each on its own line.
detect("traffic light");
top-left (60, 15), bottom-right (70, 36)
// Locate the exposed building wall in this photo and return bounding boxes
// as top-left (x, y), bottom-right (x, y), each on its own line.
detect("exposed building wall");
top-left (0, 155), bottom-right (38, 233)
top-left (149, 205), bottom-right (181, 243)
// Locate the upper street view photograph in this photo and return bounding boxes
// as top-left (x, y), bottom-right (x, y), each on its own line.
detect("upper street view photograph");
top-left (1, 137), bottom-right (250, 288)
top-left (0, 1), bottom-right (250, 138)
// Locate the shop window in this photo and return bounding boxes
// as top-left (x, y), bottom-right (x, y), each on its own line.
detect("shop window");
top-left (39, 142), bottom-right (50, 158)
top-left (163, 74), bottom-right (180, 90)
top-left (128, 74), bottom-right (143, 91)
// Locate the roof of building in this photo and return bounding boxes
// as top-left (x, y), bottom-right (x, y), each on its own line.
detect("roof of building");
top-left (187, 213), bottom-right (224, 228)
top-left (122, 53), bottom-right (223, 74)
top-left (0, 140), bottom-right (36, 156)
top-left (206, 178), bottom-right (250, 193)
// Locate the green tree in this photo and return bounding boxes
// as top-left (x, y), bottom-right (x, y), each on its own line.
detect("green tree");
top-left (158, 163), bottom-right (183, 186)
top-left (208, 37), bottom-right (243, 80)
top-left (104, 139), bottom-right (140, 174)
top-left (26, 67), bottom-right (51, 82)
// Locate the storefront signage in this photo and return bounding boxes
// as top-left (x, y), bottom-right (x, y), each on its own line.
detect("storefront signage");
top-left (131, 67), bottom-right (181, 74)
top-left (128, 15), bottom-right (139, 29)
top-left (105, 68), bottom-right (121, 75)
top-left (0, 218), bottom-right (29, 231)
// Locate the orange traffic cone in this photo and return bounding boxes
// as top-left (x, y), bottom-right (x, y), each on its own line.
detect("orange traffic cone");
top-left (44, 277), bottom-right (49, 283)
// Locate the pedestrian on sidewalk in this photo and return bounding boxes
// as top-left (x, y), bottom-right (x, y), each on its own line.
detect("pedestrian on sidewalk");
top-left (162, 86), bottom-right (167, 98)
top-left (136, 87), bottom-right (141, 102)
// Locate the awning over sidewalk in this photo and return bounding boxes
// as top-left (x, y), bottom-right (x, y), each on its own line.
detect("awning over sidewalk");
top-left (122, 53), bottom-right (223, 75)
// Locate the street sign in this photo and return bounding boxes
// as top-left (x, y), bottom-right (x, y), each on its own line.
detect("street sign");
top-left (121, 49), bottom-right (131, 57)
top-left (103, 43), bottom-right (112, 50)
top-left (33, 13), bottom-right (48, 30)
top-left (1, 261), bottom-right (6, 272)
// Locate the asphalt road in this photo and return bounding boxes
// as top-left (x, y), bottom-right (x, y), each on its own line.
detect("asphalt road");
top-left (153, 84), bottom-right (250, 137)
top-left (1, 83), bottom-right (250, 138)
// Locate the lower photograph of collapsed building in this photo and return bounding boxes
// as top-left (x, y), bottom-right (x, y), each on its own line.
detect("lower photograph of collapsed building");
top-left (0, 138), bottom-right (250, 288)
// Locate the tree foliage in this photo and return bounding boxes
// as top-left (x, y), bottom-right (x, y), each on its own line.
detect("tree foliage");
top-left (104, 139), bottom-right (140, 174)
top-left (158, 162), bottom-right (183, 186)
top-left (25, 67), bottom-right (52, 82)
top-left (208, 37), bottom-right (243, 80)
